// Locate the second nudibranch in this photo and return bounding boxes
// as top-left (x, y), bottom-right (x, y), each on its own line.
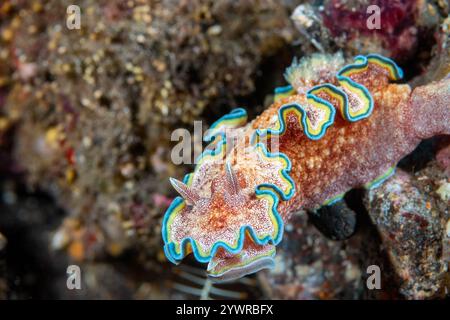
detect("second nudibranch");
top-left (162, 53), bottom-right (450, 282)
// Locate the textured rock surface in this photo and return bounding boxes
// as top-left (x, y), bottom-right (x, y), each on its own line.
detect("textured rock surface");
top-left (411, 16), bottom-right (450, 86)
top-left (259, 212), bottom-right (365, 299)
top-left (291, 0), bottom-right (446, 68)
top-left (0, 0), bottom-right (297, 299)
top-left (0, 0), bottom-right (295, 269)
top-left (365, 164), bottom-right (449, 299)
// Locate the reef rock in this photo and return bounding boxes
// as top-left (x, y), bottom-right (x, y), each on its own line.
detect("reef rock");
top-left (258, 212), bottom-right (364, 300)
top-left (365, 164), bottom-right (449, 299)
top-left (291, 0), bottom-right (446, 64)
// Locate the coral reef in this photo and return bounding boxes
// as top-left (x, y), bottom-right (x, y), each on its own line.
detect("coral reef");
top-left (0, 0), bottom-right (298, 299)
top-left (0, 0), bottom-right (295, 270)
top-left (0, 0), bottom-right (448, 300)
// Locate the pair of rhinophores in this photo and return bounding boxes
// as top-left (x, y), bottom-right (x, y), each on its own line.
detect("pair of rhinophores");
top-left (162, 52), bottom-right (450, 282)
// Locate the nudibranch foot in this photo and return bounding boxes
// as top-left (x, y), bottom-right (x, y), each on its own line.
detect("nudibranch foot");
top-left (364, 166), bottom-right (396, 190)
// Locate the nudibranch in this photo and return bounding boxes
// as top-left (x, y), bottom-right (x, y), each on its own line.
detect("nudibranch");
top-left (162, 52), bottom-right (450, 282)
